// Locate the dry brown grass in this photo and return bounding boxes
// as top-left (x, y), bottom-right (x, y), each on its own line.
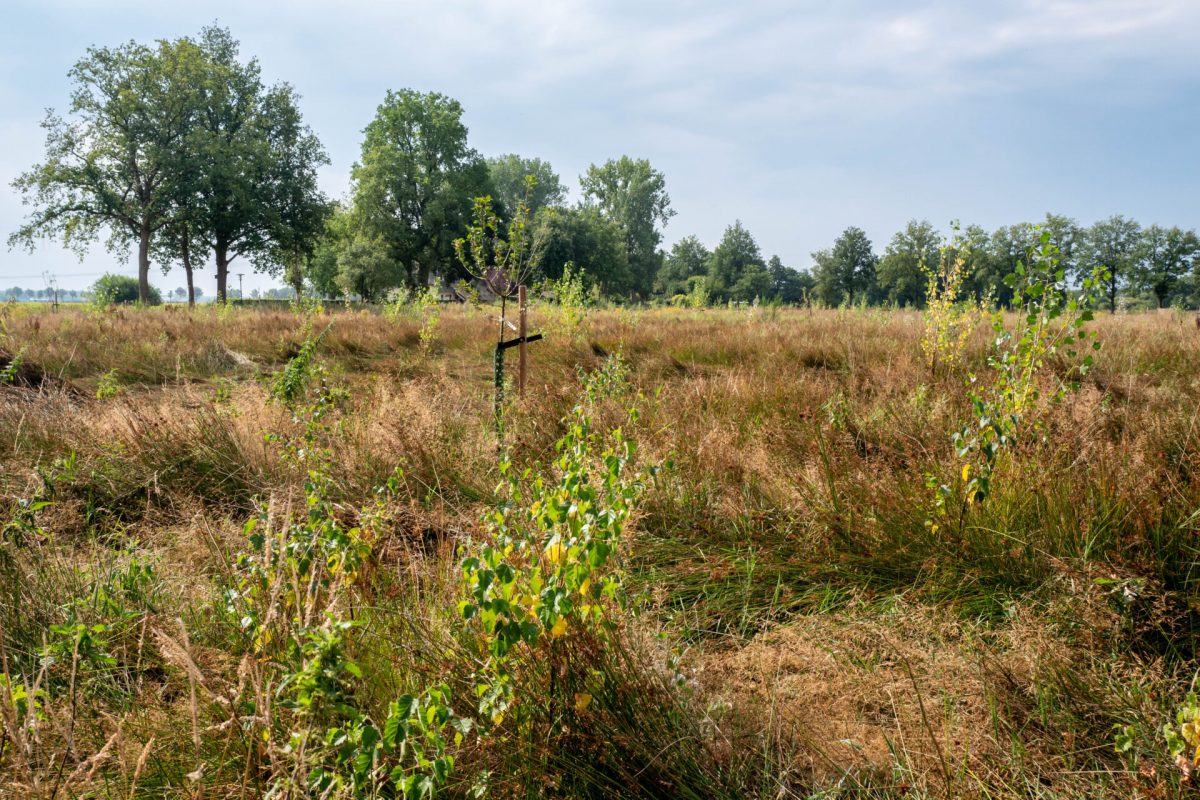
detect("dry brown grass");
top-left (1, 303), bottom-right (1198, 797)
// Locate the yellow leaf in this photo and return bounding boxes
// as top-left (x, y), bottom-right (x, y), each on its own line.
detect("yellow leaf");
top-left (961, 464), bottom-right (970, 483)
top-left (544, 540), bottom-right (566, 566)
top-left (550, 616), bottom-right (568, 638)
top-left (574, 693), bottom-right (592, 712)
top-left (579, 578), bottom-right (592, 597)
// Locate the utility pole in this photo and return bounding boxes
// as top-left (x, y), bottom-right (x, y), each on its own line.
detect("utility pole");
top-left (43, 271), bottom-right (58, 312)
top-left (237, 273), bottom-right (244, 302)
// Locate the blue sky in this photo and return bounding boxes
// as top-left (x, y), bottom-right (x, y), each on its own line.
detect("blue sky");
top-left (2, 0), bottom-right (1199, 293)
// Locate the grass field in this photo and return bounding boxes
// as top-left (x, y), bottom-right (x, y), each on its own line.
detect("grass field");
top-left (1, 301), bottom-right (1198, 798)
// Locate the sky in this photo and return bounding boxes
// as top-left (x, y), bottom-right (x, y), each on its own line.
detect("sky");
top-left (2, 0), bottom-right (1199, 294)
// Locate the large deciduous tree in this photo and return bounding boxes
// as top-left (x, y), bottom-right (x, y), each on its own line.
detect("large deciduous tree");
top-left (580, 156), bottom-right (674, 299)
top-left (977, 223), bottom-right (1035, 307)
top-left (1133, 225), bottom-right (1199, 308)
top-left (487, 154), bottom-right (565, 219)
top-left (190, 26), bottom-right (328, 303)
top-left (876, 219), bottom-right (939, 307)
top-left (706, 221), bottom-right (768, 303)
top-left (9, 37), bottom-right (203, 303)
top-left (657, 235), bottom-right (709, 297)
top-left (953, 223), bottom-right (995, 302)
top-left (534, 206), bottom-right (630, 296)
top-left (351, 89), bottom-right (490, 292)
top-left (1041, 213), bottom-right (1081, 278)
top-left (1079, 215), bottom-right (1141, 312)
top-left (811, 226), bottom-right (878, 306)
top-left (767, 255), bottom-right (812, 303)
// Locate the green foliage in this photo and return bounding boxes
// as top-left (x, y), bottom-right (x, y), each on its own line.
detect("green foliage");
top-left (90, 273), bottom-right (160, 306)
top-left (271, 324), bottom-right (331, 409)
top-left (706, 220), bottom-right (768, 303)
top-left (336, 233), bottom-right (398, 302)
top-left (580, 156), bottom-right (674, 297)
top-left (189, 26), bottom-right (330, 302)
top-left (684, 275), bottom-right (711, 308)
top-left (0, 346), bottom-right (26, 385)
top-left (1132, 224), bottom-right (1200, 308)
top-left (544, 261), bottom-right (590, 340)
top-left (811, 226), bottom-right (878, 306)
top-left (454, 180), bottom-right (543, 303)
top-left (38, 551), bottom-right (161, 698)
top-left (415, 286), bottom-right (442, 356)
top-left (227, 350), bottom-right (655, 799)
top-left (8, 26), bottom-right (327, 305)
top-left (766, 254), bottom-right (811, 304)
top-left (1162, 691), bottom-right (1200, 772)
top-left (8, 36), bottom-right (204, 304)
top-left (534, 205), bottom-right (630, 296)
top-left (951, 229), bottom-right (1104, 508)
top-left (877, 219), bottom-right (940, 307)
top-left (658, 235), bottom-right (710, 297)
top-left (921, 225), bottom-right (981, 373)
top-left (459, 354), bottom-right (651, 728)
top-left (94, 369), bottom-right (121, 400)
top-left (486, 154), bottom-right (565, 218)
top-left (228, 367), bottom-right (460, 798)
top-left (1079, 215), bottom-right (1140, 312)
top-left (353, 89), bottom-right (489, 291)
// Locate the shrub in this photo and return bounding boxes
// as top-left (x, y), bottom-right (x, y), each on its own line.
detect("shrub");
top-left (89, 273), bottom-right (161, 306)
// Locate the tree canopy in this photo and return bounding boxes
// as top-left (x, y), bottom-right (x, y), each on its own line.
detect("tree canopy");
top-left (706, 221), bottom-right (767, 303)
top-left (658, 236), bottom-right (709, 297)
top-left (351, 89), bottom-right (490, 292)
top-left (580, 156), bottom-right (674, 298)
top-left (812, 227), bottom-right (878, 305)
top-left (876, 220), bottom-right (939, 307)
top-left (11, 28), bottom-right (1200, 312)
top-left (487, 155), bottom-right (565, 219)
top-left (534, 206), bottom-right (630, 295)
top-left (1133, 225), bottom-right (1199, 308)
top-left (9, 36), bottom-right (204, 303)
top-left (10, 26), bottom-right (328, 305)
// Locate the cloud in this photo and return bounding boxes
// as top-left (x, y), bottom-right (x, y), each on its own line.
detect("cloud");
top-left (2, 0), bottom-right (1199, 287)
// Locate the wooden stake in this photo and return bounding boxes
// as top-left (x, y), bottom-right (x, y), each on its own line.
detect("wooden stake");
top-left (518, 285), bottom-right (528, 396)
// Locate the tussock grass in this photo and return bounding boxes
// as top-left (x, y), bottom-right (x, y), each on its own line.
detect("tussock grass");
top-left (0, 304), bottom-right (1197, 797)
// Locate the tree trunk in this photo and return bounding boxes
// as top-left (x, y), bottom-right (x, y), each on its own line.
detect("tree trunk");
top-left (182, 231), bottom-right (195, 308)
top-left (215, 241), bottom-right (230, 304)
top-left (287, 253), bottom-right (304, 297)
top-left (137, 226), bottom-right (152, 304)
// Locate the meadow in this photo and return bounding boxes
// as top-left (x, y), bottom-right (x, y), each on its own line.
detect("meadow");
top-left (1, 299), bottom-right (1198, 798)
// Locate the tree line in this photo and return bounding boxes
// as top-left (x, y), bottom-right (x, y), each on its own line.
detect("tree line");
top-left (10, 27), bottom-right (1200, 311)
top-left (807, 216), bottom-right (1200, 311)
